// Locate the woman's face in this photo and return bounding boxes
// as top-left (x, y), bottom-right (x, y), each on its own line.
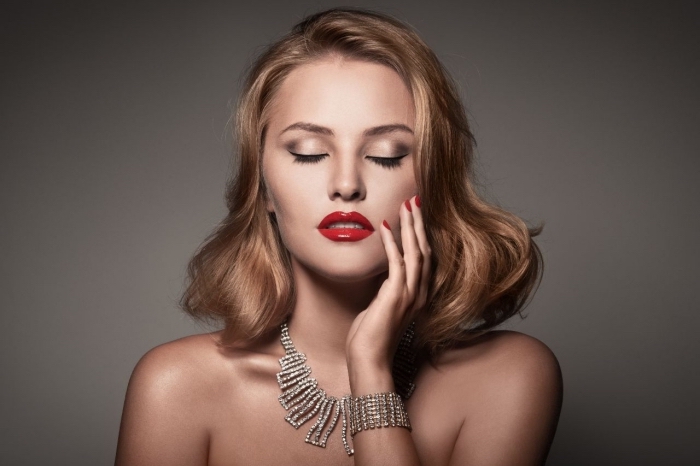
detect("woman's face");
top-left (262, 57), bottom-right (417, 283)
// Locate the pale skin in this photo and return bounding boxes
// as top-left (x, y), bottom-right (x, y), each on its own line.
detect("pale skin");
top-left (115, 58), bottom-right (563, 465)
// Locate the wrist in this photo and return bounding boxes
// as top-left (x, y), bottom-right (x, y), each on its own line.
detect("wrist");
top-left (348, 361), bottom-right (395, 395)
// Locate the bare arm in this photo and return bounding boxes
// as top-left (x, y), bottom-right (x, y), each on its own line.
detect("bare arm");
top-left (115, 341), bottom-right (211, 466)
top-left (448, 333), bottom-right (563, 466)
top-left (350, 332), bottom-right (562, 466)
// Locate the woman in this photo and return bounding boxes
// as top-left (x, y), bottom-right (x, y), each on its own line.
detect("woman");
top-left (116, 8), bottom-right (562, 466)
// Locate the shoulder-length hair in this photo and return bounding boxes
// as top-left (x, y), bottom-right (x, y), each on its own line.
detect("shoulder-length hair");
top-left (181, 8), bottom-right (542, 356)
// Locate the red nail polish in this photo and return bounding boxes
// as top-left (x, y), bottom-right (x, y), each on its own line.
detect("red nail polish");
top-left (404, 199), bottom-right (412, 212)
top-left (415, 195), bottom-right (421, 208)
top-left (383, 220), bottom-right (391, 230)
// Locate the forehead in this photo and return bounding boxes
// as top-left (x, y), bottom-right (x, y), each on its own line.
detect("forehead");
top-left (268, 58), bottom-right (415, 134)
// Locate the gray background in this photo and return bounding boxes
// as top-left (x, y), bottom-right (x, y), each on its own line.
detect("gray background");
top-left (2, 1), bottom-right (698, 464)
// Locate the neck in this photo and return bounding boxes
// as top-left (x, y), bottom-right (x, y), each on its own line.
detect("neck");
top-left (286, 258), bottom-right (386, 366)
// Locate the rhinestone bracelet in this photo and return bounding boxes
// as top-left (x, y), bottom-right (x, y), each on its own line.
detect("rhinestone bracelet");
top-left (348, 392), bottom-right (412, 437)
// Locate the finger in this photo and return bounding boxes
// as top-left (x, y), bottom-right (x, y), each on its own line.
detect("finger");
top-left (377, 219), bottom-right (406, 307)
top-left (400, 198), bottom-right (422, 301)
top-left (410, 195), bottom-right (432, 312)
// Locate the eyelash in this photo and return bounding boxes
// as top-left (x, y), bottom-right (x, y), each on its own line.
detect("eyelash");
top-left (288, 151), bottom-right (408, 169)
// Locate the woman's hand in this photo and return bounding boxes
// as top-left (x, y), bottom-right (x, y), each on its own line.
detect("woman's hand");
top-left (346, 195), bottom-right (431, 390)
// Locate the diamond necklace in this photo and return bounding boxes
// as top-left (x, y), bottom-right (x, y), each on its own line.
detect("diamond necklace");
top-left (276, 321), bottom-right (417, 456)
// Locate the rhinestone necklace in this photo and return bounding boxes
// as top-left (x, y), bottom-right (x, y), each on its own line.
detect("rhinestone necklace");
top-left (276, 321), bottom-right (417, 456)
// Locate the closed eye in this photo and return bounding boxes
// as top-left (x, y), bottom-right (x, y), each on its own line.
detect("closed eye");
top-left (367, 154), bottom-right (408, 169)
top-left (288, 151), bottom-right (328, 164)
top-left (288, 151), bottom-right (408, 168)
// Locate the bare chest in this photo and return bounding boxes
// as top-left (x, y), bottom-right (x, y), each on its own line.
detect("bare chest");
top-left (207, 371), bottom-right (461, 466)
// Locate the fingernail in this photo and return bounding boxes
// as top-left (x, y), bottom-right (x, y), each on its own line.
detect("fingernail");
top-left (415, 195), bottom-right (421, 208)
top-left (383, 220), bottom-right (391, 230)
top-left (404, 199), bottom-right (412, 212)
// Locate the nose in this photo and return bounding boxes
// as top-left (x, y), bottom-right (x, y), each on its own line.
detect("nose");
top-left (328, 153), bottom-right (366, 202)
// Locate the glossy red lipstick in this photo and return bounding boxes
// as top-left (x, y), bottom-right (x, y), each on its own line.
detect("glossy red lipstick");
top-left (317, 211), bottom-right (375, 242)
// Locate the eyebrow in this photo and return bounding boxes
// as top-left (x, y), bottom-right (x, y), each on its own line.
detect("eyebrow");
top-left (280, 122), bottom-right (413, 137)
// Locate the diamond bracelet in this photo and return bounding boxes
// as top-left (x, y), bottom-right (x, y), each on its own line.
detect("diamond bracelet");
top-left (348, 392), bottom-right (412, 437)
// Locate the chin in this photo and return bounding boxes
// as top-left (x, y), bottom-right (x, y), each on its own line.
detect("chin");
top-left (302, 256), bottom-right (388, 284)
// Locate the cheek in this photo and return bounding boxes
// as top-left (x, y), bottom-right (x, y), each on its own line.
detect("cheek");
top-left (263, 162), bottom-right (324, 243)
top-left (265, 165), bottom-right (312, 214)
top-left (264, 176), bottom-right (285, 215)
top-left (264, 177), bottom-right (296, 249)
top-left (376, 172), bottom-right (418, 209)
top-left (262, 155), bottom-right (292, 214)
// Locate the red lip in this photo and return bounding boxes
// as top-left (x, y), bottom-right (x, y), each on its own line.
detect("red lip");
top-left (317, 211), bottom-right (375, 242)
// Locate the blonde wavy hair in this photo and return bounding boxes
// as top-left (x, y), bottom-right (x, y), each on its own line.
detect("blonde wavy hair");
top-left (181, 8), bottom-right (542, 356)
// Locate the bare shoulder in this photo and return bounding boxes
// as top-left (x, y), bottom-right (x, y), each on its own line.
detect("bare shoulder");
top-left (115, 332), bottom-right (231, 466)
top-left (419, 331), bottom-right (563, 465)
top-left (126, 330), bottom-right (281, 402)
top-left (122, 331), bottom-right (227, 412)
top-left (128, 332), bottom-right (227, 401)
top-left (433, 330), bottom-right (561, 392)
